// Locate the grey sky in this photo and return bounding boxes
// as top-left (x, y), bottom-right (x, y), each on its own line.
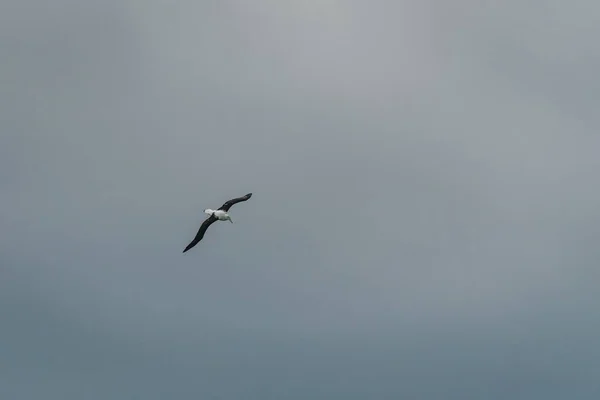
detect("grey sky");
top-left (2, 1), bottom-right (599, 398)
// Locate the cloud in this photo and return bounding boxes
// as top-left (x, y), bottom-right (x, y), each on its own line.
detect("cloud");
top-left (2, 1), bottom-right (599, 398)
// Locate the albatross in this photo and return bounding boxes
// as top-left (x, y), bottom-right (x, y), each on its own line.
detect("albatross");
top-left (182, 193), bottom-right (252, 253)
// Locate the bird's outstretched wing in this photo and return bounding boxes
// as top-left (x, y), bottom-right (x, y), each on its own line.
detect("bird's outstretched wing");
top-left (182, 214), bottom-right (217, 253)
top-left (218, 193), bottom-right (252, 212)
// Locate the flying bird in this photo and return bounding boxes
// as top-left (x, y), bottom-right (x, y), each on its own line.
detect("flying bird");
top-left (182, 193), bottom-right (252, 253)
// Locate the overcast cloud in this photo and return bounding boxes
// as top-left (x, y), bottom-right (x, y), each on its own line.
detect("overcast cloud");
top-left (2, 1), bottom-right (600, 398)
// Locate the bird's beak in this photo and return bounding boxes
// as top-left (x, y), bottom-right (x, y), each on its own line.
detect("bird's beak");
top-left (229, 218), bottom-right (233, 223)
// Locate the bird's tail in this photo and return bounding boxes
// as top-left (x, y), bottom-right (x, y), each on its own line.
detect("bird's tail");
top-left (204, 208), bottom-right (214, 215)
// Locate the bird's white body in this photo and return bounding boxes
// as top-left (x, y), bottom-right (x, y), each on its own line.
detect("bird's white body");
top-left (204, 208), bottom-right (232, 222)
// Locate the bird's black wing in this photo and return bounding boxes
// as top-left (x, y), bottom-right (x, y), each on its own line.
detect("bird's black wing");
top-left (218, 193), bottom-right (252, 212)
top-left (182, 214), bottom-right (217, 253)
